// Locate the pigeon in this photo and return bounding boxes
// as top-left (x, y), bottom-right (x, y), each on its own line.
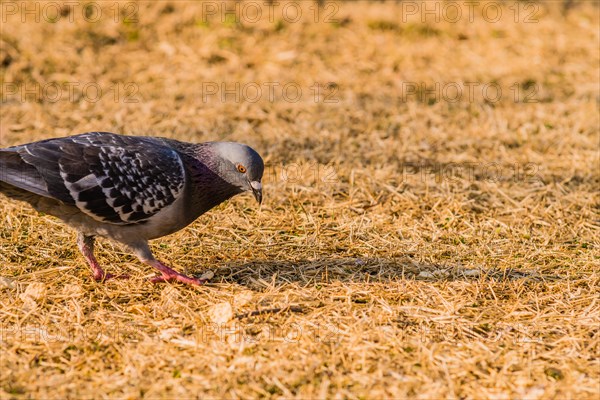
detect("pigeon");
top-left (0, 131), bottom-right (264, 286)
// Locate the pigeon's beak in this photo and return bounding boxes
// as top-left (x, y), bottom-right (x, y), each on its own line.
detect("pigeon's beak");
top-left (250, 181), bottom-right (262, 205)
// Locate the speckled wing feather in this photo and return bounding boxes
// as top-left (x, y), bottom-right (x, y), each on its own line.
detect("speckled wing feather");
top-left (0, 132), bottom-right (186, 225)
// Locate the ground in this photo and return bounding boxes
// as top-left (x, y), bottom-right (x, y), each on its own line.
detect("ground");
top-left (0, 1), bottom-right (599, 398)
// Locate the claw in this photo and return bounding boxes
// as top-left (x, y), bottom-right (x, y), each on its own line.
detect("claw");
top-left (144, 258), bottom-right (212, 287)
top-left (93, 272), bottom-right (130, 282)
top-left (149, 272), bottom-right (208, 286)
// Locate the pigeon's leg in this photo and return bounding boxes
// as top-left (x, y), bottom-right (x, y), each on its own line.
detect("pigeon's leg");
top-left (76, 233), bottom-right (127, 282)
top-left (132, 242), bottom-right (209, 286)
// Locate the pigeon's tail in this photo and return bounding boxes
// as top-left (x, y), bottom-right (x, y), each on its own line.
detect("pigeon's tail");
top-left (0, 148), bottom-right (52, 199)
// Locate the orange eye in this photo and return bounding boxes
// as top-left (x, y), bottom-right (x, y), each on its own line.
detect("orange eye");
top-left (237, 164), bottom-right (247, 173)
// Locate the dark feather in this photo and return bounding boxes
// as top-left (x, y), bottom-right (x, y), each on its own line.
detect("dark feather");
top-left (0, 132), bottom-right (186, 225)
top-left (0, 149), bottom-right (60, 200)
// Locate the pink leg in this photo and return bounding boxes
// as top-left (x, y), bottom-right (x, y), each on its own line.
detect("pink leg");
top-left (145, 259), bottom-right (209, 286)
top-left (77, 234), bottom-right (128, 282)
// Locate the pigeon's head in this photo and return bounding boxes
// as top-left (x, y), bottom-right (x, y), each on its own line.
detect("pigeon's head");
top-left (211, 142), bottom-right (264, 204)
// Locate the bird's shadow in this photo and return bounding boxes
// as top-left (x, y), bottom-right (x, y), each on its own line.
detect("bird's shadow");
top-left (205, 257), bottom-right (549, 291)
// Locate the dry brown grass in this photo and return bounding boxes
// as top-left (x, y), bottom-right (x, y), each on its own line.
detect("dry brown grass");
top-left (1, 1), bottom-right (599, 398)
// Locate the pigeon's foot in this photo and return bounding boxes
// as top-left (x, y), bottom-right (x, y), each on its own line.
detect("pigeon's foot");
top-left (149, 272), bottom-right (208, 286)
top-left (92, 271), bottom-right (130, 282)
top-left (145, 259), bottom-right (209, 286)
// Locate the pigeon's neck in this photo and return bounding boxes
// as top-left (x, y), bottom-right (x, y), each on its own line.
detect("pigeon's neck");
top-left (158, 139), bottom-right (244, 217)
top-left (180, 150), bottom-right (243, 218)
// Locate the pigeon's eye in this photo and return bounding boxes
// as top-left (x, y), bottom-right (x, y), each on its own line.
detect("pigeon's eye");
top-left (237, 164), bottom-right (247, 173)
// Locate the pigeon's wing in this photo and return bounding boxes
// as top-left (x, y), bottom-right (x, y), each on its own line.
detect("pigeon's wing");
top-left (0, 132), bottom-right (186, 225)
